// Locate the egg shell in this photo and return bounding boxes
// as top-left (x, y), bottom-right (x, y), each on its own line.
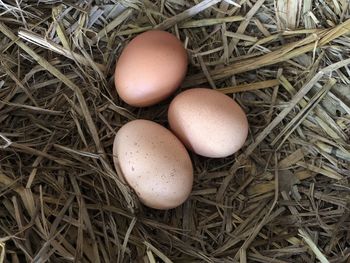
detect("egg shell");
top-left (114, 30), bottom-right (188, 107)
top-left (168, 88), bottom-right (248, 158)
top-left (113, 119), bottom-right (193, 209)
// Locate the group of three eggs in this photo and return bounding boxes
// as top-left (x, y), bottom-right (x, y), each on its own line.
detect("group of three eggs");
top-left (113, 30), bottom-right (248, 210)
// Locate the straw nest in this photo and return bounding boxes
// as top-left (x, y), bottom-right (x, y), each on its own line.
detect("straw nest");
top-left (1, 1), bottom-right (350, 262)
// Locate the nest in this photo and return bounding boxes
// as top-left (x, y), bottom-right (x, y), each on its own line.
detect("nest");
top-left (1, 0), bottom-right (350, 262)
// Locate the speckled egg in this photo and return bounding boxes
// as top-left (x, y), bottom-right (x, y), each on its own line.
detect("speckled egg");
top-left (113, 119), bottom-right (193, 209)
top-left (168, 88), bottom-right (249, 158)
top-left (114, 30), bottom-right (188, 107)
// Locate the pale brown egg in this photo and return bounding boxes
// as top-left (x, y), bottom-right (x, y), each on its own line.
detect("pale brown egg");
top-left (114, 30), bottom-right (188, 107)
top-left (168, 88), bottom-right (248, 158)
top-left (113, 120), bottom-right (193, 209)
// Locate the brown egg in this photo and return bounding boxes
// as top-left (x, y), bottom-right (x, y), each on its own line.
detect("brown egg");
top-left (113, 120), bottom-right (193, 209)
top-left (168, 88), bottom-right (248, 158)
top-left (114, 30), bottom-right (188, 107)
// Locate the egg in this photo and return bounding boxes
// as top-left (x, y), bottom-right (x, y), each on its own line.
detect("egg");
top-left (168, 88), bottom-right (248, 158)
top-left (114, 30), bottom-right (188, 107)
top-left (113, 119), bottom-right (193, 209)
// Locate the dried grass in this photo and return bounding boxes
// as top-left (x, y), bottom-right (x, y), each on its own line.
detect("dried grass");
top-left (1, 0), bottom-right (350, 262)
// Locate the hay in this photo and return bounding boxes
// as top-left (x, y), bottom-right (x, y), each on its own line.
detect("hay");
top-left (0, 0), bottom-right (350, 262)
